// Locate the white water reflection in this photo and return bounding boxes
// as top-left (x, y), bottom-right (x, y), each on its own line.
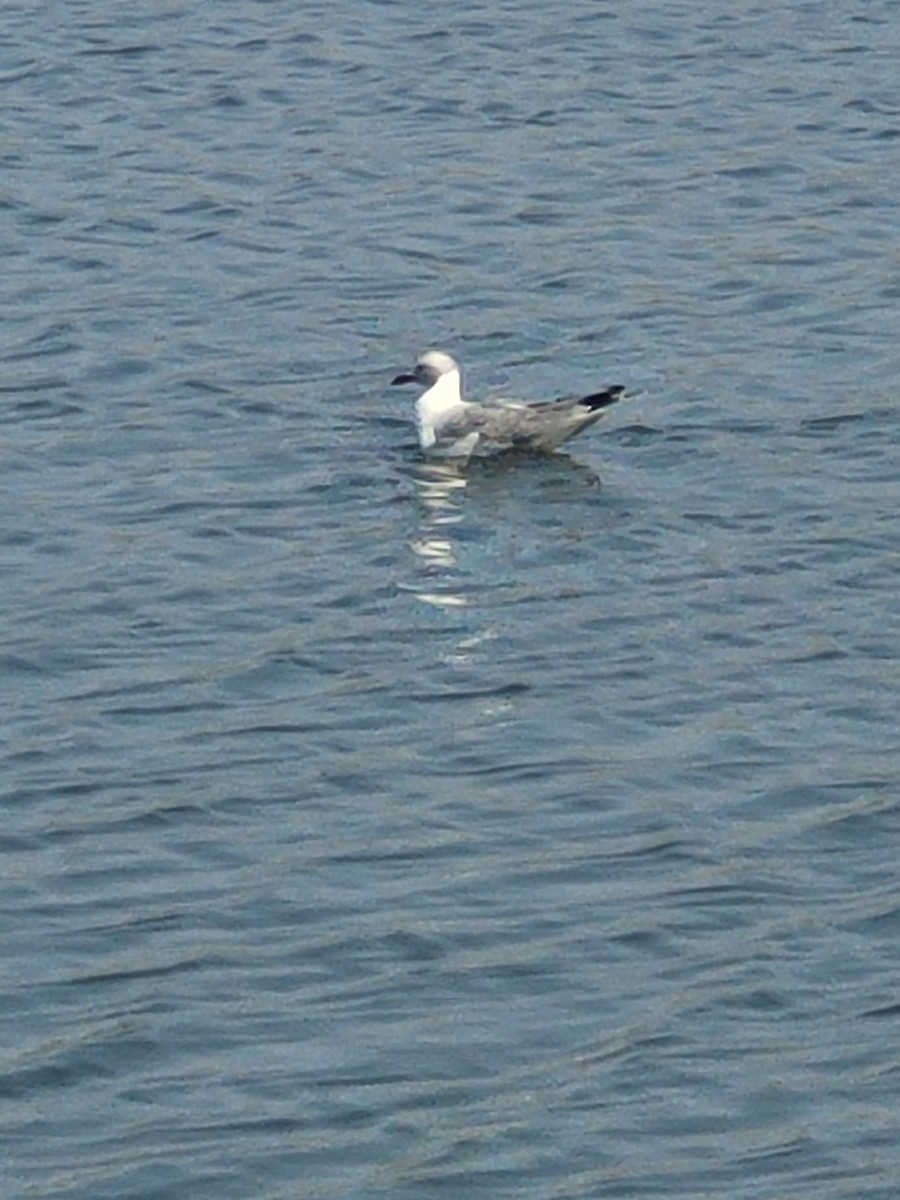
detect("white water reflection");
top-left (406, 460), bottom-right (470, 608)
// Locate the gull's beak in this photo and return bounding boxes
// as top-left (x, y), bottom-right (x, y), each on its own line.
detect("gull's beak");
top-left (391, 372), bottom-right (417, 386)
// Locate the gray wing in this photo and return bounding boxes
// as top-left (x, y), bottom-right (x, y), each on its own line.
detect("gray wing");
top-left (437, 398), bottom-right (593, 453)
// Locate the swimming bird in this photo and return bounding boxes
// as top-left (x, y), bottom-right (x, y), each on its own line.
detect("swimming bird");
top-left (391, 350), bottom-right (624, 459)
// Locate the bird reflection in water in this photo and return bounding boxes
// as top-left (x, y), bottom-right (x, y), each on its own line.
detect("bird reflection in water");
top-left (403, 451), bottom-right (610, 613)
top-left (406, 459), bottom-right (470, 609)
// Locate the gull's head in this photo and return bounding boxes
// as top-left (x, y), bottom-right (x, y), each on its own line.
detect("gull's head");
top-left (391, 350), bottom-right (460, 389)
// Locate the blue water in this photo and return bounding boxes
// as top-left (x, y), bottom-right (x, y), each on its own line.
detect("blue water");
top-left (2, 2), bottom-right (899, 1198)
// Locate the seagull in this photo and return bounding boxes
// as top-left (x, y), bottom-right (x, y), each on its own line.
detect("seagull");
top-left (391, 350), bottom-right (624, 459)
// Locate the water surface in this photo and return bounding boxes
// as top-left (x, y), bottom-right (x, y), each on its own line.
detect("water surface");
top-left (2, 2), bottom-right (899, 1197)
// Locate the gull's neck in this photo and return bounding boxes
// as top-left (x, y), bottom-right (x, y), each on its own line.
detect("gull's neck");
top-left (416, 369), bottom-right (467, 448)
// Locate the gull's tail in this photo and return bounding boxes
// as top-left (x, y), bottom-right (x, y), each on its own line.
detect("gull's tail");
top-left (577, 384), bottom-right (625, 412)
top-left (546, 383), bottom-right (625, 450)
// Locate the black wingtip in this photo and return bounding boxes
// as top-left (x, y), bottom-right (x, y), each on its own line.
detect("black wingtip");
top-left (578, 385), bottom-right (625, 412)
